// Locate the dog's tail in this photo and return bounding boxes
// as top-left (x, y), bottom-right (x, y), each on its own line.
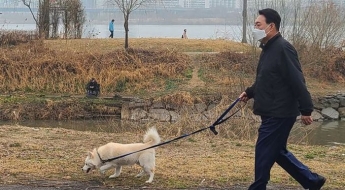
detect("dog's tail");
top-left (143, 127), bottom-right (161, 145)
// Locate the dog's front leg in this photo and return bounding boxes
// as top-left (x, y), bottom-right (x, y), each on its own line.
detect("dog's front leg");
top-left (99, 164), bottom-right (113, 175)
top-left (109, 165), bottom-right (122, 179)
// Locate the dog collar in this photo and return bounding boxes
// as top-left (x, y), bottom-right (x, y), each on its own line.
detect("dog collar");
top-left (96, 148), bottom-right (106, 164)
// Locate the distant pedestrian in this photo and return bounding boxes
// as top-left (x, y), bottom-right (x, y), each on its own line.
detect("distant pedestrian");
top-left (182, 29), bottom-right (188, 39)
top-left (109, 19), bottom-right (114, 38)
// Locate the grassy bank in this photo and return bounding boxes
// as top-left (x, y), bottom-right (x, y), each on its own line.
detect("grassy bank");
top-left (0, 125), bottom-right (344, 189)
top-left (1, 38), bottom-right (344, 98)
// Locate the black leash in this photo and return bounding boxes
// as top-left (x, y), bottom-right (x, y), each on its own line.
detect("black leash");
top-left (98, 98), bottom-right (242, 164)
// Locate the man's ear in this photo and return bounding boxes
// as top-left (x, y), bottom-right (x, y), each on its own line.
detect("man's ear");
top-left (270, 23), bottom-right (276, 31)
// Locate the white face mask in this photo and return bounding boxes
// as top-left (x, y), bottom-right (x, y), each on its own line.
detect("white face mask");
top-left (252, 29), bottom-right (266, 41)
top-left (252, 25), bottom-right (271, 41)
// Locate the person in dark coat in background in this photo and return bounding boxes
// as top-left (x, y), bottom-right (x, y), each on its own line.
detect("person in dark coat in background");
top-left (86, 78), bottom-right (100, 97)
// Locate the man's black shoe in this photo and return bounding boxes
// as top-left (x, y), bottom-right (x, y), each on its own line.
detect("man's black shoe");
top-left (309, 175), bottom-right (326, 190)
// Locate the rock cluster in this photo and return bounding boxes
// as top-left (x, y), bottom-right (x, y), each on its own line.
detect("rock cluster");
top-left (121, 93), bottom-right (345, 123)
top-left (120, 96), bottom-right (223, 122)
top-left (313, 93), bottom-right (345, 121)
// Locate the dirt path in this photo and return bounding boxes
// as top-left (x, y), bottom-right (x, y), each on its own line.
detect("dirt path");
top-left (184, 52), bottom-right (207, 89)
top-left (0, 181), bottom-right (306, 190)
top-left (188, 63), bottom-right (205, 88)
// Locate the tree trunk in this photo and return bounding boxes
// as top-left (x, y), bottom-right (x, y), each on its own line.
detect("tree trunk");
top-left (38, 0), bottom-right (50, 39)
top-left (241, 0), bottom-right (247, 43)
top-left (124, 14), bottom-right (129, 49)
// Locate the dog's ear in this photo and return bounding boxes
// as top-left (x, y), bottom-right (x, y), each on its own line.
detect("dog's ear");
top-left (88, 151), bottom-right (94, 158)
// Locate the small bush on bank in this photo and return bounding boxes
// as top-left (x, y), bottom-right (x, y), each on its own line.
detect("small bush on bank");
top-left (0, 30), bottom-right (38, 46)
top-left (297, 46), bottom-right (345, 82)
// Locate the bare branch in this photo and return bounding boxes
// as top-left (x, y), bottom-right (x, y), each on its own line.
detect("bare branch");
top-left (21, 0), bottom-right (39, 26)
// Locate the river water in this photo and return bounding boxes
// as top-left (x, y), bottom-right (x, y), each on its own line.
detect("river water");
top-left (1, 119), bottom-right (344, 146)
top-left (0, 23), bottom-right (243, 40)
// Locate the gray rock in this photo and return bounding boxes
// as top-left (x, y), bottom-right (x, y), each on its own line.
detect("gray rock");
top-left (152, 101), bottom-right (164, 109)
top-left (329, 98), bottom-right (340, 109)
top-left (148, 109), bottom-right (171, 122)
top-left (311, 111), bottom-right (323, 121)
top-left (120, 102), bottom-right (130, 120)
top-left (338, 107), bottom-right (345, 118)
top-left (207, 103), bottom-right (217, 111)
top-left (169, 111), bottom-right (180, 122)
top-left (165, 103), bottom-right (180, 110)
top-left (321, 107), bottom-right (339, 119)
top-left (130, 108), bottom-right (147, 120)
top-left (339, 97), bottom-right (345, 107)
top-left (313, 102), bottom-right (325, 110)
top-left (194, 103), bottom-right (207, 113)
top-left (179, 105), bottom-right (195, 115)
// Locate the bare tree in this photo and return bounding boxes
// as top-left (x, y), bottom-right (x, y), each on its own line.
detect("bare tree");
top-left (21, 0), bottom-right (39, 25)
top-left (241, 0), bottom-right (247, 43)
top-left (21, 0), bottom-right (50, 38)
top-left (107, 0), bottom-right (157, 49)
top-left (21, 0), bottom-right (47, 38)
top-left (60, 0), bottom-right (85, 39)
top-left (304, 1), bottom-right (345, 49)
top-left (51, 7), bottom-right (60, 38)
top-left (38, 0), bottom-right (50, 39)
top-left (21, 0), bottom-right (85, 39)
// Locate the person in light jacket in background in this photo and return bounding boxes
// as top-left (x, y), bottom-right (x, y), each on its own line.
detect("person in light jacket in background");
top-left (109, 19), bottom-right (114, 38)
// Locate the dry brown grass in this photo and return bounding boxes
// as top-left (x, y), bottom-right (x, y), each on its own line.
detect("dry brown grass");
top-left (0, 125), bottom-right (344, 189)
top-left (44, 38), bottom-right (250, 53)
top-left (0, 30), bottom-right (37, 46)
top-left (0, 41), bottom-right (191, 95)
top-left (1, 37), bottom-right (345, 98)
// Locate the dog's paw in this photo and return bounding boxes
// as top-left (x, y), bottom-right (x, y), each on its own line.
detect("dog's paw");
top-left (109, 174), bottom-right (119, 179)
top-left (145, 180), bottom-right (153, 183)
top-left (135, 170), bottom-right (145, 178)
top-left (99, 170), bottom-right (106, 175)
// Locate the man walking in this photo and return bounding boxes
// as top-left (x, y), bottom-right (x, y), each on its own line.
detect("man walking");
top-left (109, 19), bottom-right (114, 38)
top-left (239, 8), bottom-right (326, 190)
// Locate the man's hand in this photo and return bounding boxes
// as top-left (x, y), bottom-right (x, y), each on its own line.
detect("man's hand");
top-left (239, 92), bottom-right (249, 103)
top-left (301, 115), bottom-right (313, 125)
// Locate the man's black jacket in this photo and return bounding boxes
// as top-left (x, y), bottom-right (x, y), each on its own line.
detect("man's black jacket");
top-left (245, 33), bottom-right (313, 117)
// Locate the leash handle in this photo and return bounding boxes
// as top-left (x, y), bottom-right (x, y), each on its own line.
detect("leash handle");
top-left (210, 125), bottom-right (218, 135)
top-left (209, 98), bottom-right (240, 135)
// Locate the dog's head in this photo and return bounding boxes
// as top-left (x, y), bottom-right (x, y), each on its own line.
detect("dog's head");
top-left (82, 151), bottom-right (97, 173)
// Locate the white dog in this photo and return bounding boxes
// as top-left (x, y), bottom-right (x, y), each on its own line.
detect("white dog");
top-left (82, 127), bottom-right (161, 183)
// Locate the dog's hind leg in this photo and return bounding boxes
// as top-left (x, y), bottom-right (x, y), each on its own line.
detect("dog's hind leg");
top-left (109, 165), bottom-right (122, 179)
top-left (138, 153), bottom-right (155, 183)
top-left (135, 170), bottom-right (145, 178)
top-left (143, 166), bottom-right (155, 183)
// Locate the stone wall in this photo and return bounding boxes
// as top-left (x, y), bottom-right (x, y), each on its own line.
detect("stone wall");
top-left (120, 96), bottom-right (225, 122)
top-left (313, 93), bottom-right (345, 121)
top-left (120, 93), bottom-right (345, 123)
